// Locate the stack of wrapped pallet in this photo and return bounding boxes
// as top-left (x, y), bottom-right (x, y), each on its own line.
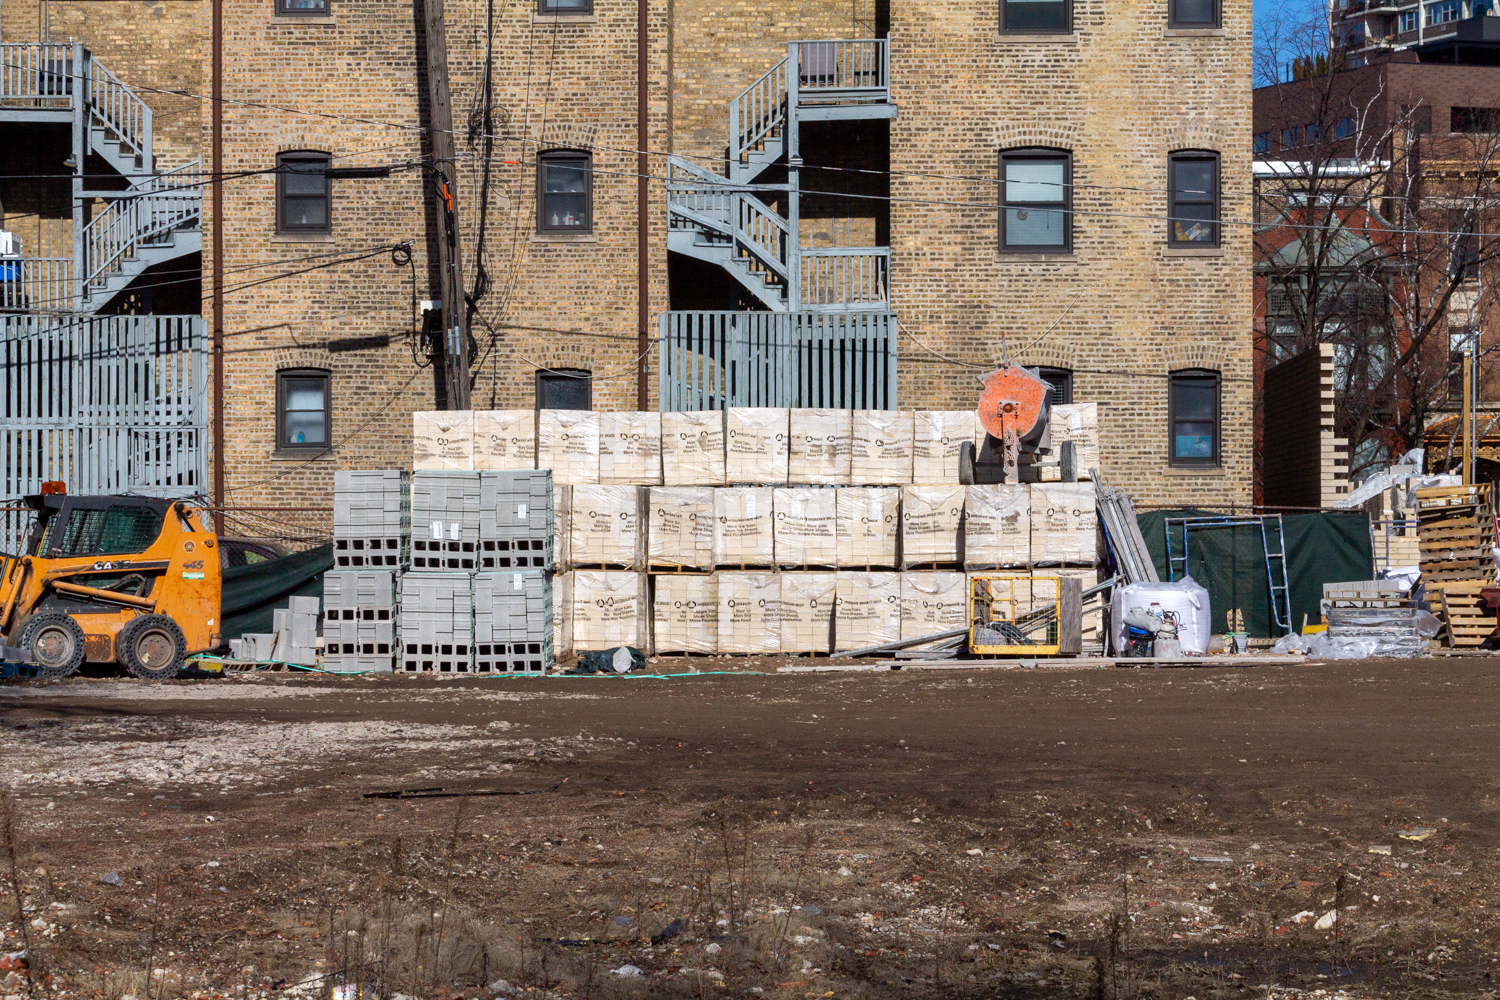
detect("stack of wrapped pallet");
top-left (323, 571), bottom-right (397, 672)
top-left (473, 469), bottom-right (557, 672)
top-left (411, 403), bottom-right (1107, 660)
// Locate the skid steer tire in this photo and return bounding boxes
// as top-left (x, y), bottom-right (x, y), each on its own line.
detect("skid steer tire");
top-left (18, 613), bottom-right (86, 679)
top-left (117, 614), bottom-right (185, 681)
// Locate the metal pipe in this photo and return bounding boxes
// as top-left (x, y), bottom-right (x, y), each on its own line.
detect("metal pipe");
top-left (50, 580), bottom-right (157, 610)
top-left (211, 0), bottom-right (225, 532)
top-left (636, 0), bottom-right (649, 410)
top-left (829, 626), bottom-right (970, 659)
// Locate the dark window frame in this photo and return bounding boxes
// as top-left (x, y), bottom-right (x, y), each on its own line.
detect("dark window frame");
top-left (535, 368), bottom-right (594, 410)
top-left (1168, 0), bottom-right (1220, 29)
top-left (1168, 369), bottom-right (1221, 468)
top-left (536, 149), bottom-right (593, 234)
top-left (1168, 149), bottom-right (1220, 248)
top-left (275, 151), bottom-right (331, 234)
top-left (537, 0), bottom-right (591, 12)
top-left (276, 368), bottom-right (332, 452)
top-left (276, 0), bottom-right (329, 15)
top-left (999, 147), bottom-right (1072, 254)
top-left (1001, 0), bottom-right (1071, 34)
top-left (1035, 366), bottom-right (1074, 405)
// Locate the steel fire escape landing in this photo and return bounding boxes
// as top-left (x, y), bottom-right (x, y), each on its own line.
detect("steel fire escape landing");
top-left (664, 39), bottom-right (898, 409)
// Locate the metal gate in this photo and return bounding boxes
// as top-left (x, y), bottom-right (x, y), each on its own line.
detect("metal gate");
top-left (0, 314), bottom-right (206, 503)
top-left (659, 310), bottom-right (897, 411)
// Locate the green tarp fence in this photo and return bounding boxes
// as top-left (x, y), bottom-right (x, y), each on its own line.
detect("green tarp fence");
top-left (1134, 509), bottom-right (1373, 638)
top-left (221, 543), bottom-right (332, 640)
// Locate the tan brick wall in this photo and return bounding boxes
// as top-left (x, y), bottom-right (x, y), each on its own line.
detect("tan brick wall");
top-left (193, 0), bottom-right (1252, 509)
top-left (888, 0), bottom-right (1254, 505)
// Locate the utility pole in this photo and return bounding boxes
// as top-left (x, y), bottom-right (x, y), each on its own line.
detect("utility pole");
top-left (211, 0), bottom-right (225, 528)
top-left (421, 0), bottom-right (470, 410)
top-left (635, 0), bottom-right (649, 410)
top-left (1463, 348), bottom-right (1474, 485)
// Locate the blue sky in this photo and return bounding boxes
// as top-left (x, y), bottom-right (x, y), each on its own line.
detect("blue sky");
top-left (1252, 0), bottom-right (1329, 74)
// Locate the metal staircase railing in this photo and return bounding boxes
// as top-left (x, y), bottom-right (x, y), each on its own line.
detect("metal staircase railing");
top-left (0, 43), bottom-right (74, 104)
top-left (87, 56), bottom-right (152, 171)
top-left (81, 160), bottom-right (202, 300)
top-left (801, 247), bottom-right (889, 308)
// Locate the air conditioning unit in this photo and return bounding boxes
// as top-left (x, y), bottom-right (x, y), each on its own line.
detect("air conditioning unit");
top-left (0, 231), bottom-right (21, 259)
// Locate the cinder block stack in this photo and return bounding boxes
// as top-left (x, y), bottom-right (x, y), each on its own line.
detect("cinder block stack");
top-left (411, 470), bottom-right (482, 570)
top-left (474, 570), bottom-right (553, 672)
top-left (397, 571), bottom-right (475, 672)
top-left (271, 596), bottom-right (320, 665)
top-left (333, 470), bottom-right (410, 569)
top-left (479, 469), bottom-right (553, 570)
top-left (323, 570), bottom-right (397, 672)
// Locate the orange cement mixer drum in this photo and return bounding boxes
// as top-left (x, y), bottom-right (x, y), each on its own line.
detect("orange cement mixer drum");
top-left (976, 365), bottom-right (1049, 440)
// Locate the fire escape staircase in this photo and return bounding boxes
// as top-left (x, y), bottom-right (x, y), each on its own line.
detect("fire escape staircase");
top-left (666, 39), bottom-right (896, 312)
top-left (0, 43), bottom-right (202, 313)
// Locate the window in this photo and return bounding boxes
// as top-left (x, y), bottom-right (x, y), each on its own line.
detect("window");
top-left (538, 0), bottom-right (589, 12)
top-left (1305, 122), bottom-right (1323, 143)
top-left (1426, 0), bottom-right (1459, 24)
top-left (276, 152), bottom-right (331, 234)
top-left (277, 0), bottom-right (328, 14)
top-left (1168, 370), bottom-right (1220, 467)
top-left (1035, 367), bottom-right (1073, 405)
top-left (536, 368), bottom-right (593, 410)
top-left (1333, 116), bottom-right (1355, 140)
top-left (1399, 9), bottom-right (1419, 31)
top-left (1169, 0), bottom-right (1218, 26)
top-left (276, 369), bottom-right (331, 450)
top-left (537, 150), bottom-right (592, 233)
top-left (1280, 125), bottom-right (1300, 148)
top-left (1002, 0), bottom-right (1070, 33)
top-left (999, 149), bottom-right (1071, 253)
top-left (49, 505), bottom-right (162, 557)
top-left (1451, 106), bottom-right (1500, 133)
top-left (1168, 151), bottom-right (1219, 247)
top-left (1449, 330), bottom-right (1477, 400)
top-left (1453, 228), bottom-right (1481, 281)
top-left (1253, 131), bottom-right (1271, 154)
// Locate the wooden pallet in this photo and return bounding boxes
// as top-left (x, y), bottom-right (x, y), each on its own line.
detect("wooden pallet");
top-left (1431, 584), bottom-right (1499, 648)
top-left (1423, 565), bottom-right (1495, 584)
top-left (1416, 484), bottom-right (1491, 510)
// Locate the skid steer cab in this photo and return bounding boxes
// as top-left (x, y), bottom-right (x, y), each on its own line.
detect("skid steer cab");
top-left (0, 489), bottom-right (222, 680)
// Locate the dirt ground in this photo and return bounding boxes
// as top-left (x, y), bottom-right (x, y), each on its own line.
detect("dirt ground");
top-left (0, 658), bottom-right (1496, 1000)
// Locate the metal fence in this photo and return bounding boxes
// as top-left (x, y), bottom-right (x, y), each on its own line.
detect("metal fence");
top-left (659, 310), bottom-right (896, 410)
top-left (0, 314), bottom-right (206, 514)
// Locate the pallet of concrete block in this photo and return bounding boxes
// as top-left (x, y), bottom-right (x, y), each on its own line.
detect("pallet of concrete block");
top-left (717, 571), bottom-right (780, 653)
top-left (836, 487), bottom-right (899, 568)
top-left (600, 411), bottom-right (664, 485)
top-left (1029, 483), bottom-right (1098, 565)
top-left (850, 411), bottom-right (914, 485)
top-left (398, 572), bottom-right (474, 673)
top-left (474, 570), bottom-right (554, 672)
top-left (570, 485), bottom-right (646, 569)
top-left (333, 470), bottom-right (410, 569)
top-left (725, 409), bottom-right (788, 484)
top-left (479, 468), bottom-right (553, 571)
top-left (414, 411), bottom-right (476, 470)
top-left (648, 487), bottom-right (715, 571)
top-left (774, 488), bottom-right (839, 567)
top-left (270, 596), bottom-right (320, 665)
top-left (553, 570), bottom-right (574, 661)
top-left (474, 410), bottom-right (537, 471)
top-left (411, 470), bottom-right (481, 571)
top-left (902, 484), bottom-right (965, 567)
top-left (789, 409), bottom-right (852, 485)
top-left (834, 571), bottom-right (901, 651)
top-left (963, 485), bottom-right (1029, 569)
top-left (1045, 403), bottom-right (1099, 481)
top-left (572, 571), bottom-right (648, 650)
top-left (913, 411), bottom-right (975, 484)
top-left (662, 411), bottom-right (726, 486)
top-left (537, 409), bottom-right (601, 485)
top-left (899, 571), bottom-right (969, 650)
top-left (714, 487), bottom-right (775, 567)
top-left (322, 570), bottom-right (397, 672)
top-left (652, 573), bottom-right (717, 654)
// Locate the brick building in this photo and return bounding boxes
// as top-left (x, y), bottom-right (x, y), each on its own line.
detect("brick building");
top-left (5, 0), bottom-right (1255, 511)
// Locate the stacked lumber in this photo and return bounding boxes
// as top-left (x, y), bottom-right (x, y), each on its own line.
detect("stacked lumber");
top-left (1416, 484), bottom-right (1497, 648)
